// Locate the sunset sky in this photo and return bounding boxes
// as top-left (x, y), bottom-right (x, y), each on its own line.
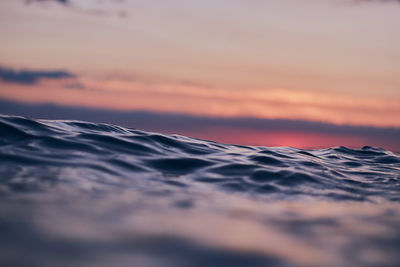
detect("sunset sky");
top-left (0, 0), bottom-right (399, 150)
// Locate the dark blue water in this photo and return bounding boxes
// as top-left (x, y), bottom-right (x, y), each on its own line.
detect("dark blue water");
top-left (1, 115), bottom-right (400, 267)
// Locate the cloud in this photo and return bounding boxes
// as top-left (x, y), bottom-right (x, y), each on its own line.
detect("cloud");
top-left (24, 0), bottom-right (128, 17)
top-left (25, 0), bottom-right (69, 5)
top-left (0, 66), bottom-right (75, 85)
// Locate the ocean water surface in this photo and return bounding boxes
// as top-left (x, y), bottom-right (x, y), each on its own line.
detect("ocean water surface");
top-left (1, 114), bottom-right (400, 267)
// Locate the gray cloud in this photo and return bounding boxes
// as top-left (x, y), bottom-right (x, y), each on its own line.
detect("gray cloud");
top-left (0, 66), bottom-right (75, 85)
top-left (25, 0), bottom-right (69, 5)
top-left (24, 0), bottom-right (128, 17)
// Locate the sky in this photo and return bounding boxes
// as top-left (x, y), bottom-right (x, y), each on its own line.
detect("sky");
top-left (0, 0), bottom-right (399, 150)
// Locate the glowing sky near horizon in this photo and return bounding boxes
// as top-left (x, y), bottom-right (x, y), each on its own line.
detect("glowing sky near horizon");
top-left (0, 0), bottom-right (399, 127)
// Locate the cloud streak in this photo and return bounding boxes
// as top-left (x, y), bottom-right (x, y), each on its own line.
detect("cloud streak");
top-left (24, 0), bottom-right (127, 17)
top-left (0, 66), bottom-right (75, 85)
top-left (25, 0), bottom-right (69, 5)
top-left (1, 70), bottom-right (399, 128)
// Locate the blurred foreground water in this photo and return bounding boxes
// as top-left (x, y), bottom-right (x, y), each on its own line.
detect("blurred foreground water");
top-left (1, 115), bottom-right (400, 267)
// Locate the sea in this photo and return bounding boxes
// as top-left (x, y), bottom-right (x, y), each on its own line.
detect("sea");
top-left (1, 114), bottom-right (400, 267)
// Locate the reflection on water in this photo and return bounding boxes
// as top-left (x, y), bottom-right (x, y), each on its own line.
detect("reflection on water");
top-left (1, 115), bottom-right (400, 267)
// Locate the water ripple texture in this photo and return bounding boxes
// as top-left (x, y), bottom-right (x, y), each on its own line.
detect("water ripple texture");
top-left (1, 115), bottom-right (400, 267)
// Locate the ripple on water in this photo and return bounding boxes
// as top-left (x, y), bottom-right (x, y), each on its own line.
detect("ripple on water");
top-left (1, 114), bottom-right (400, 267)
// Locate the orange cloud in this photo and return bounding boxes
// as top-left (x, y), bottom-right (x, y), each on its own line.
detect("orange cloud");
top-left (0, 73), bottom-right (399, 128)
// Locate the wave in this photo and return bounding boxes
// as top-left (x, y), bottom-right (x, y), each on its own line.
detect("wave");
top-left (1, 114), bottom-right (400, 267)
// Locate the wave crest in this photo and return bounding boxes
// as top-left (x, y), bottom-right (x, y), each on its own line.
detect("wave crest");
top-left (1, 115), bottom-right (400, 267)
top-left (1, 115), bottom-right (399, 201)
